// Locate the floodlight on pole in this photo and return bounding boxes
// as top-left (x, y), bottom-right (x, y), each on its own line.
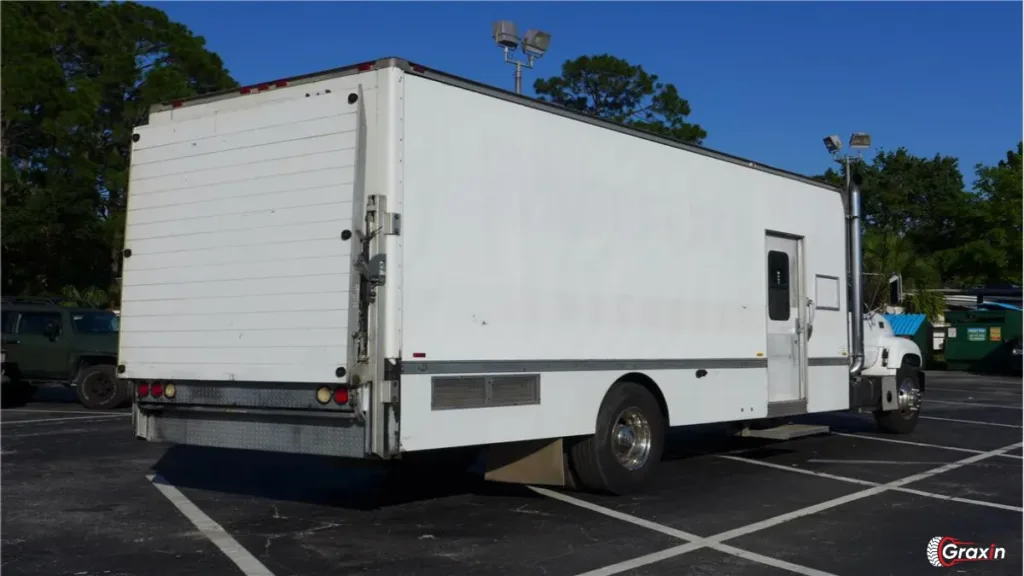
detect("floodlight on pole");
top-left (823, 134), bottom-right (842, 154)
top-left (492, 20), bottom-right (552, 94)
top-left (849, 132), bottom-right (872, 149)
top-left (822, 131), bottom-right (874, 191)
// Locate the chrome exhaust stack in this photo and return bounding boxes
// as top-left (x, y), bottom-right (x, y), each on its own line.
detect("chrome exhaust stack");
top-left (848, 171), bottom-right (865, 376)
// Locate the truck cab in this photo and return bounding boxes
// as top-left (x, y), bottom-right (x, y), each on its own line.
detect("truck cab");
top-left (860, 312), bottom-right (924, 376)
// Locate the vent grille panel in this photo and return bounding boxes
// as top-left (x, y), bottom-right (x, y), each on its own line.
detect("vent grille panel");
top-left (431, 374), bottom-right (540, 411)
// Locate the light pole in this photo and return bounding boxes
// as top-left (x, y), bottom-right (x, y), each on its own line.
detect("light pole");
top-left (823, 132), bottom-right (872, 193)
top-left (492, 20), bottom-right (552, 94)
top-left (824, 132), bottom-right (873, 374)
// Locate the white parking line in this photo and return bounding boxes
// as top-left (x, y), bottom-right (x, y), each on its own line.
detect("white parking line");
top-left (148, 474), bottom-right (275, 576)
top-left (2, 408), bottom-right (128, 416)
top-left (3, 426), bottom-right (127, 439)
top-left (830, 432), bottom-right (1023, 459)
top-left (552, 441), bottom-right (1021, 576)
top-left (925, 399), bottom-right (1022, 410)
top-left (927, 386), bottom-right (1022, 394)
top-left (921, 415), bottom-right (1022, 428)
top-left (0, 414), bottom-right (129, 425)
top-left (720, 454), bottom-right (1023, 513)
top-left (806, 458), bottom-right (1014, 467)
top-left (532, 486), bottom-right (839, 576)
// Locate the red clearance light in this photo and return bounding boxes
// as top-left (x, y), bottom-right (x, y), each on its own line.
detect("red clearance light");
top-left (412, 352), bottom-right (426, 358)
top-left (171, 100), bottom-right (184, 108)
top-left (239, 87), bottom-right (252, 94)
top-left (150, 382), bottom-right (164, 398)
top-left (356, 62), bottom-right (374, 71)
top-left (137, 383), bottom-right (150, 397)
top-left (411, 64), bottom-right (426, 73)
top-left (333, 387), bottom-right (350, 405)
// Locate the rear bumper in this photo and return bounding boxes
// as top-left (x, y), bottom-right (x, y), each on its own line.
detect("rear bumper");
top-left (131, 378), bottom-right (369, 459)
top-left (136, 406), bottom-right (369, 458)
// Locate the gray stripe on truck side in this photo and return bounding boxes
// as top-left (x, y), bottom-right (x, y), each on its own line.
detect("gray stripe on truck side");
top-left (402, 357), bottom-right (849, 375)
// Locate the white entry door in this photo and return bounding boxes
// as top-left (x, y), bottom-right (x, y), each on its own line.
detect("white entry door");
top-left (765, 234), bottom-right (806, 405)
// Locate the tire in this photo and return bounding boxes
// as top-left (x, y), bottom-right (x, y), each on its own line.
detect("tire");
top-left (75, 364), bottom-right (129, 410)
top-left (873, 365), bottom-right (923, 434)
top-left (1, 375), bottom-right (36, 408)
top-left (569, 381), bottom-right (665, 495)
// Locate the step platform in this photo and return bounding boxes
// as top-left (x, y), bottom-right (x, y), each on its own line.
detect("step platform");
top-left (738, 423), bottom-right (830, 440)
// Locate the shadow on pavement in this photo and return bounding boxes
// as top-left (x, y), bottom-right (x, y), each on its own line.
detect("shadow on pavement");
top-left (151, 444), bottom-right (542, 511)
top-left (25, 385), bottom-right (81, 404)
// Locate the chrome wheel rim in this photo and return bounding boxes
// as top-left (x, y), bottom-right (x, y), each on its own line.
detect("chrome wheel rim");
top-left (896, 377), bottom-right (922, 415)
top-left (611, 408), bottom-right (652, 470)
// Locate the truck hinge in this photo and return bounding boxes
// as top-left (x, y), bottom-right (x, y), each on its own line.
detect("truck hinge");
top-left (383, 212), bottom-right (401, 236)
top-left (366, 195), bottom-right (401, 237)
top-left (383, 358), bottom-right (402, 383)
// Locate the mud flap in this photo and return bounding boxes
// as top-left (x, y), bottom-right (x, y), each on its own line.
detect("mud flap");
top-left (879, 375), bottom-right (899, 411)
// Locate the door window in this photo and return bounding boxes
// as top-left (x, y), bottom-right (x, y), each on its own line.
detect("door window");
top-left (17, 312), bottom-right (63, 336)
top-left (767, 250), bottom-right (790, 321)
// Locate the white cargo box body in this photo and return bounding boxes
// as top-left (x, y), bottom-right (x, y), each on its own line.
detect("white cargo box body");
top-left (124, 59), bottom-right (851, 460)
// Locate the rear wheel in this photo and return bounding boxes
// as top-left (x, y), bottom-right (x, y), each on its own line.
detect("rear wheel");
top-left (76, 364), bottom-right (129, 410)
top-left (874, 366), bottom-right (923, 434)
top-left (569, 381), bottom-right (665, 495)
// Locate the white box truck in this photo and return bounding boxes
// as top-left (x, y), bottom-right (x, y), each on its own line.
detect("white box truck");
top-left (120, 57), bottom-right (926, 494)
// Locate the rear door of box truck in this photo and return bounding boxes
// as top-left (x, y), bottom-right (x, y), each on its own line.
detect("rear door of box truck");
top-left (120, 74), bottom-right (372, 458)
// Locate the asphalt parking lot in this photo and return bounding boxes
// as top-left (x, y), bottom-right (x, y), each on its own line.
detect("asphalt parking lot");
top-left (2, 371), bottom-right (1021, 576)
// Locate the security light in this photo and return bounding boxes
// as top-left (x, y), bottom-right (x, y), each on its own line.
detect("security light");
top-left (849, 132), bottom-right (872, 149)
top-left (522, 29), bottom-right (552, 57)
top-left (493, 21), bottom-right (520, 50)
top-left (823, 134), bottom-right (842, 153)
top-left (492, 21), bottom-right (553, 94)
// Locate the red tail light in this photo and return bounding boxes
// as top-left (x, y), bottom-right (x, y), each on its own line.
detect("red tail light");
top-left (150, 382), bottom-right (164, 398)
top-left (333, 387), bottom-right (349, 405)
top-left (137, 383), bottom-right (150, 397)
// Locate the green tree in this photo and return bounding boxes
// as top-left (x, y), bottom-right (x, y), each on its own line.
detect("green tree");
top-left (953, 142), bottom-right (1023, 286)
top-left (861, 231), bottom-right (946, 321)
top-left (533, 54), bottom-right (707, 144)
top-left (1, 1), bottom-right (237, 297)
top-left (816, 143), bottom-right (1022, 297)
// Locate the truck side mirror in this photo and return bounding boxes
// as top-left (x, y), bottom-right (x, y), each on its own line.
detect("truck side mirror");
top-left (888, 274), bottom-right (903, 307)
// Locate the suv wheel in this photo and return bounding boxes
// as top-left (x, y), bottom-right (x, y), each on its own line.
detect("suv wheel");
top-left (76, 365), bottom-right (128, 410)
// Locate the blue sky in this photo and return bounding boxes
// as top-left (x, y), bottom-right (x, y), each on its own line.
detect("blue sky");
top-left (149, 1), bottom-right (1022, 183)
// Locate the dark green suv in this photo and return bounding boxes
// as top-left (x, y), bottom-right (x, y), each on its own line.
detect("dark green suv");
top-left (1, 297), bottom-right (127, 409)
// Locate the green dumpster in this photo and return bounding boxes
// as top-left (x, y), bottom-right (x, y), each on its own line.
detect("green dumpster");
top-left (944, 309), bottom-right (1022, 374)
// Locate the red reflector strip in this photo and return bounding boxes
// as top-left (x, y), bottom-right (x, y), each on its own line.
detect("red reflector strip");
top-left (171, 100), bottom-right (184, 108)
top-left (274, 80), bottom-right (288, 88)
top-left (239, 87), bottom-right (252, 94)
top-left (412, 352), bottom-right (426, 358)
top-left (256, 84), bottom-right (270, 91)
